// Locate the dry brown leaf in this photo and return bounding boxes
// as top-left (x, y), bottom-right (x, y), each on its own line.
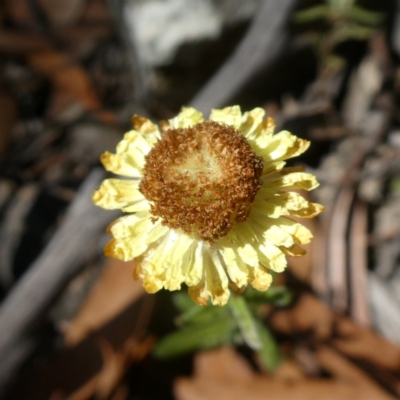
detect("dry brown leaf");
top-left (64, 258), bottom-right (144, 346)
top-left (274, 360), bottom-right (306, 382)
top-left (4, 0), bottom-right (34, 29)
top-left (81, 0), bottom-right (112, 23)
top-left (271, 294), bottom-right (400, 372)
top-left (192, 347), bottom-right (255, 382)
top-left (175, 347), bottom-right (395, 400)
top-left (65, 337), bottom-right (154, 400)
top-left (332, 317), bottom-right (400, 372)
top-left (39, 0), bottom-right (86, 26)
top-left (27, 50), bottom-right (102, 114)
top-left (271, 293), bottom-right (334, 340)
top-left (0, 31), bottom-right (51, 54)
top-left (8, 258), bottom-right (151, 400)
top-left (95, 337), bottom-right (155, 400)
top-left (4, 0), bottom-right (86, 27)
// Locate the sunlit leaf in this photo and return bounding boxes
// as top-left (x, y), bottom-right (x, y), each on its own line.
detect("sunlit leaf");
top-left (331, 24), bottom-right (375, 45)
top-left (173, 292), bottom-right (197, 313)
top-left (153, 316), bottom-right (236, 358)
top-left (229, 295), bottom-right (262, 350)
top-left (350, 6), bottom-right (384, 26)
top-left (390, 178), bottom-right (400, 193)
top-left (179, 305), bottom-right (229, 327)
top-left (294, 5), bottom-right (329, 23)
top-left (244, 286), bottom-right (293, 307)
top-left (323, 54), bottom-right (347, 72)
top-left (327, 0), bottom-right (355, 15)
top-left (255, 321), bottom-right (283, 372)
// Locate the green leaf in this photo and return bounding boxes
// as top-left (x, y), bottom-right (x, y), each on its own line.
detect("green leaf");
top-left (153, 315), bottom-right (236, 358)
top-left (331, 24), bottom-right (375, 45)
top-left (323, 54), bottom-right (346, 72)
top-left (327, 0), bottom-right (355, 15)
top-left (294, 5), bottom-right (329, 24)
top-left (255, 321), bottom-right (283, 372)
top-left (177, 305), bottom-right (229, 327)
top-left (244, 286), bottom-right (293, 307)
top-left (173, 292), bottom-right (195, 313)
top-left (350, 6), bottom-right (384, 26)
top-left (390, 178), bottom-right (400, 193)
top-left (229, 295), bottom-right (262, 350)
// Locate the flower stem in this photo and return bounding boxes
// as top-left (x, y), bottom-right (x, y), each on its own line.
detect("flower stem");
top-left (228, 293), bottom-right (262, 350)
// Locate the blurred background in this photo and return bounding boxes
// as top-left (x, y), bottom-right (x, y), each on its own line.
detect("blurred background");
top-left (0, 0), bottom-right (400, 399)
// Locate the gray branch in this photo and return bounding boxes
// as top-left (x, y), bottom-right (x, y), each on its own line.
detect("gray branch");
top-left (190, 0), bottom-right (297, 114)
top-left (0, 168), bottom-right (119, 393)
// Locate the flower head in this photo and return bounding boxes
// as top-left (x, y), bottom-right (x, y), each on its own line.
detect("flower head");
top-left (93, 106), bottom-right (323, 306)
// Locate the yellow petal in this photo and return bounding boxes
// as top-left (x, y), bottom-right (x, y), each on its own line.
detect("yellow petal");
top-left (184, 241), bottom-right (204, 286)
top-left (240, 108), bottom-right (265, 139)
top-left (104, 236), bottom-right (148, 261)
top-left (101, 129), bottom-right (155, 177)
top-left (249, 213), bottom-right (295, 248)
top-left (262, 169), bottom-right (320, 191)
top-left (132, 115), bottom-right (161, 144)
top-left (122, 200), bottom-right (150, 212)
top-left (188, 249), bottom-right (230, 306)
top-left (100, 151), bottom-right (141, 178)
top-left (274, 217), bottom-right (313, 245)
top-left (252, 197), bottom-right (284, 219)
top-left (164, 233), bottom-right (195, 291)
top-left (280, 172), bottom-right (319, 191)
top-left (210, 106), bottom-right (242, 129)
top-left (188, 277), bottom-right (209, 306)
top-left (248, 117), bottom-right (276, 149)
top-left (249, 118), bottom-right (275, 147)
top-left (104, 212), bottom-right (154, 261)
top-left (142, 274), bottom-right (164, 293)
top-left (114, 130), bottom-right (153, 172)
top-left (206, 251), bottom-right (230, 306)
top-left (261, 160), bottom-right (286, 176)
top-left (280, 244), bottom-right (306, 257)
top-left (168, 107), bottom-right (204, 128)
top-left (107, 212), bottom-right (151, 239)
top-left (132, 258), bottom-right (144, 281)
top-left (219, 246), bottom-right (248, 288)
top-left (257, 241), bottom-right (287, 273)
top-left (258, 131), bottom-right (310, 162)
top-left (92, 179), bottom-right (148, 212)
top-left (235, 231), bottom-right (259, 267)
top-left (229, 223), bottom-right (287, 273)
top-left (255, 192), bottom-right (324, 219)
top-left (275, 192), bottom-right (324, 218)
top-left (141, 234), bottom-right (173, 291)
top-left (145, 220), bottom-right (169, 244)
top-left (248, 265), bottom-right (273, 291)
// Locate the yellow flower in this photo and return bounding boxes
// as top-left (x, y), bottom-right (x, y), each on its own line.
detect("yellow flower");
top-left (93, 106), bottom-right (323, 306)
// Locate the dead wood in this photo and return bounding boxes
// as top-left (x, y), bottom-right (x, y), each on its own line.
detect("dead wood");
top-left (189, 0), bottom-right (297, 114)
top-left (0, 168), bottom-right (119, 394)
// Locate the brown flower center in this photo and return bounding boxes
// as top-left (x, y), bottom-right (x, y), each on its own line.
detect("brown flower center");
top-left (139, 120), bottom-right (263, 242)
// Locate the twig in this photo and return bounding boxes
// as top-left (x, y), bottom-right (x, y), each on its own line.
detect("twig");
top-left (189, 0), bottom-right (297, 114)
top-left (349, 201), bottom-right (370, 327)
top-left (318, 105), bottom-right (393, 309)
top-left (0, 168), bottom-right (119, 393)
top-left (328, 187), bottom-right (355, 312)
top-left (107, 0), bottom-right (151, 114)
